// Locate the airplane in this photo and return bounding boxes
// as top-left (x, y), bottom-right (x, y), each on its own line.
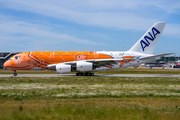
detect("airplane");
top-left (172, 61), bottom-right (180, 68)
top-left (3, 22), bottom-right (173, 76)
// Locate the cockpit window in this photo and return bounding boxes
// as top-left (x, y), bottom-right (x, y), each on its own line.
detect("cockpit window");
top-left (15, 56), bottom-right (20, 60)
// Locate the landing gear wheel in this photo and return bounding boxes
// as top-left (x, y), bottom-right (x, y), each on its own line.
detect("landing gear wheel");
top-left (90, 73), bottom-right (94, 76)
top-left (76, 72), bottom-right (94, 76)
top-left (14, 73), bottom-right (17, 76)
top-left (13, 71), bottom-right (17, 76)
top-left (86, 73), bottom-right (90, 76)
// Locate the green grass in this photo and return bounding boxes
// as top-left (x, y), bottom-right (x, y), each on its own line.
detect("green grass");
top-left (0, 77), bottom-right (180, 119)
top-left (1, 98), bottom-right (180, 120)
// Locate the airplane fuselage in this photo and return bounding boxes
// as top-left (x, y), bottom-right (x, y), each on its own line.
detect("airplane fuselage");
top-left (4, 51), bottom-right (154, 71)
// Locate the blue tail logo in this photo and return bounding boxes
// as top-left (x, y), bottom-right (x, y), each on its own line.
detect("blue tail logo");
top-left (140, 27), bottom-right (160, 51)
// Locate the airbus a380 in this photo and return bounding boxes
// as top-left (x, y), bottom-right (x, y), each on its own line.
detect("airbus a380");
top-left (4, 22), bottom-right (173, 76)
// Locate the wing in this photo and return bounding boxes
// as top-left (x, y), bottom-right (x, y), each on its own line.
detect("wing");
top-left (46, 58), bottom-right (134, 70)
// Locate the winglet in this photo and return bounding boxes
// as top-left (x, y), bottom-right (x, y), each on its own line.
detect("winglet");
top-left (129, 22), bottom-right (166, 54)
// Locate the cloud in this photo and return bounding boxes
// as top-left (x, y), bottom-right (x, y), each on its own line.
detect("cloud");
top-left (0, 15), bottom-right (102, 51)
top-left (155, 1), bottom-right (180, 13)
top-left (0, 0), bottom-right (180, 53)
top-left (1, 0), bottom-right (180, 33)
top-left (0, 0), bottom-right (167, 30)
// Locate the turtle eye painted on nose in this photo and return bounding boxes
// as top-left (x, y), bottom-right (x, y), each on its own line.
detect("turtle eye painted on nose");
top-left (15, 56), bottom-right (20, 60)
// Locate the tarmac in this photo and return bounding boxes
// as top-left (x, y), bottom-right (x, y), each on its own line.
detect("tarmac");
top-left (1, 74), bottom-right (180, 77)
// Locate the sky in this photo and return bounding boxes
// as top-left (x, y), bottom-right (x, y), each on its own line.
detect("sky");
top-left (0, 0), bottom-right (180, 55)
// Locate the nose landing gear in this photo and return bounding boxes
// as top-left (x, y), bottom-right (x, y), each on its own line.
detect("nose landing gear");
top-left (76, 72), bottom-right (94, 76)
top-left (13, 71), bottom-right (17, 76)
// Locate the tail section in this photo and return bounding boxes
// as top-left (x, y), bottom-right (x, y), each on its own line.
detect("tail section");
top-left (129, 22), bottom-right (166, 54)
top-left (173, 61), bottom-right (176, 66)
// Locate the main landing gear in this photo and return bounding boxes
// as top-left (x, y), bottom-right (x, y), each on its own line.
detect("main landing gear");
top-left (76, 72), bottom-right (94, 76)
top-left (13, 71), bottom-right (17, 76)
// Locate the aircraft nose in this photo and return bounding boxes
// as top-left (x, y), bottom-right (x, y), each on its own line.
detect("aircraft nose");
top-left (3, 61), bottom-right (9, 69)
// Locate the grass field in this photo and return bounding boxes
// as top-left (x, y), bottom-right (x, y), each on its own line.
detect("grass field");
top-left (0, 76), bottom-right (180, 119)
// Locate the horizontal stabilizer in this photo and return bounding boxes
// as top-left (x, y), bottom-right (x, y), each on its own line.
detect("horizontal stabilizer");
top-left (139, 53), bottom-right (174, 60)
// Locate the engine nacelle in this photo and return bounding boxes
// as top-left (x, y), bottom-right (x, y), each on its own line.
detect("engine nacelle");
top-left (76, 61), bottom-right (93, 72)
top-left (56, 64), bottom-right (71, 73)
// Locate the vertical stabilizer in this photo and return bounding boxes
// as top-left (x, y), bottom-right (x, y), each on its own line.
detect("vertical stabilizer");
top-left (129, 22), bottom-right (166, 54)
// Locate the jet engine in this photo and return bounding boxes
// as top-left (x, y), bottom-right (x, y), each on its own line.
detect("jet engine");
top-left (53, 61), bottom-right (93, 73)
top-left (56, 64), bottom-right (71, 73)
top-left (76, 61), bottom-right (93, 71)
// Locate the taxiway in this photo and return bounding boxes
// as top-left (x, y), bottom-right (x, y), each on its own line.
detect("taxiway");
top-left (1, 74), bottom-right (180, 77)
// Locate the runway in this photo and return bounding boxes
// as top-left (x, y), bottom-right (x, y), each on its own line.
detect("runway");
top-left (1, 74), bottom-right (180, 77)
